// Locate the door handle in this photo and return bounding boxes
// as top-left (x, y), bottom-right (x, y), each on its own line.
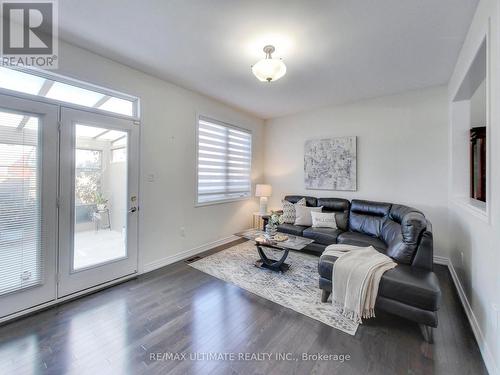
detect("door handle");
top-left (128, 206), bottom-right (138, 213)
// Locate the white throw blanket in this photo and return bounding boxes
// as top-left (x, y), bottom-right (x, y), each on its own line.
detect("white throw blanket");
top-left (323, 244), bottom-right (397, 323)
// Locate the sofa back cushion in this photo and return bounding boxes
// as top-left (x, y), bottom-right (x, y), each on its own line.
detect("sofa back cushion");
top-left (349, 199), bottom-right (391, 238)
top-left (284, 195), bottom-right (317, 207)
top-left (317, 198), bottom-right (350, 231)
top-left (381, 204), bottom-right (427, 264)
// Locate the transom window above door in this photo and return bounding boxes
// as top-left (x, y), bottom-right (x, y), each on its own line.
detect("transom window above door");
top-left (196, 115), bottom-right (252, 205)
top-left (0, 67), bottom-right (139, 118)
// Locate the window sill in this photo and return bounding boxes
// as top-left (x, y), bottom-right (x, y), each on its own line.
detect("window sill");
top-left (195, 196), bottom-right (251, 208)
top-left (451, 197), bottom-right (490, 224)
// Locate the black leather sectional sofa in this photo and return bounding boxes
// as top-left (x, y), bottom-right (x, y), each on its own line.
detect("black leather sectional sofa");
top-left (274, 195), bottom-right (441, 342)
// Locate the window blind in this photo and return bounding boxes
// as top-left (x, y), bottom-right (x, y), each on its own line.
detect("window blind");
top-left (197, 116), bottom-right (252, 204)
top-left (0, 110), bottom-right (42, 296)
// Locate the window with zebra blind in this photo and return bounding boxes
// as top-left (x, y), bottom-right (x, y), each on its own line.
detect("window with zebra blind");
top-left (196, 116), bottom-right (252, 205)
top-left (0, 110), bottom-right (42, 296)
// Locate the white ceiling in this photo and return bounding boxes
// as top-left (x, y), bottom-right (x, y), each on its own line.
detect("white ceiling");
top-left (58, 0), bottom-right (478, 119)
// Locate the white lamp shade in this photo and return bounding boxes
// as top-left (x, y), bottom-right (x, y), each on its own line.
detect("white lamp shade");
top-left (252, 58), bottom-right (287, 82)
top-left (255, 184), bottom-right (272, 197)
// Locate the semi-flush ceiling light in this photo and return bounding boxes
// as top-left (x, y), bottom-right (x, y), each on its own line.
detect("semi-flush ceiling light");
top-left (251, 45), bottom-right (286, 82)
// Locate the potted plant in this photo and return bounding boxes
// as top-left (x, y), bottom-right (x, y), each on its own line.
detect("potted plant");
top-left (265, 211), bottom-right (284, 238)
top-left (94, 192), bottom-right (108, 211)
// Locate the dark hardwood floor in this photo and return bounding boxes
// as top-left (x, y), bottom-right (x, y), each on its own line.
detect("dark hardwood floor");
top-left (0, 240), bottom-right (488, 375)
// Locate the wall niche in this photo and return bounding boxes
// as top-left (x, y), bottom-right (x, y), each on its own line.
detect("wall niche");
top-left (451, 37), bottom-right (488, 214)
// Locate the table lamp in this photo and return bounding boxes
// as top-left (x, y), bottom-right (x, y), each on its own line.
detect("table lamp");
top-left (255, 184), bottom-right (272, 214)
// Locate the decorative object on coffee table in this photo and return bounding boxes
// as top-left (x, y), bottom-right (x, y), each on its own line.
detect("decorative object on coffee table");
top-left (264, 211), bottom-right (284, 239)
top-left (274, 233), bottom-right (288, 242)
top-left (304, 136), bottom-right (357, 191)
top-left (265, 224), bottom-right (277, 238)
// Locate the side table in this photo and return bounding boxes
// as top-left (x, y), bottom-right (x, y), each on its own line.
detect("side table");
top-left (252, 212), bottom-right (271, 230)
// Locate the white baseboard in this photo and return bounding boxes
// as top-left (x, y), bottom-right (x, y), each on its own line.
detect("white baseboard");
top-left (141, 234), bottom-right (242, 274)
top-left (434, 256), bottom-right (498, 375)
top-left (433, 255), bottom-right (449, 265)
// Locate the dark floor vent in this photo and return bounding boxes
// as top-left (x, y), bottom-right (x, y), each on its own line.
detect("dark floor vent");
top-left (185, 256), bottom-right (202, 263)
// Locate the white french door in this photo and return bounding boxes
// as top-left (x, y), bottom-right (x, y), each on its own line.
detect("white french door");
top-left (0, 96), bottom-right (139, 318)
top-left (0, 94), bottom-right (58, 318)
top-left (58, 108), bottom-right (139, 297)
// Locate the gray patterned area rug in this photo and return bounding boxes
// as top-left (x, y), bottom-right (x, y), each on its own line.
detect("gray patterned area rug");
top-left (189, 241), bottom-right (358, 335)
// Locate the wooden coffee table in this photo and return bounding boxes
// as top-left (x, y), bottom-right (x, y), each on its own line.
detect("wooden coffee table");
top-left (235, 229), bottom-right (314, 272)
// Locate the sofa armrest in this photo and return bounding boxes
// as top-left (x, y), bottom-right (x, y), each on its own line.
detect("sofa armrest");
top-left (411, 220), bottom-right (433, 270)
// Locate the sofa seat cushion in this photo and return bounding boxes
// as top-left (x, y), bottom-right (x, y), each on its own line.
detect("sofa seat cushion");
top-left (302, 227), bottom-right (343, 246)
top-left (378, 265), bottom-right (441, 311)
top-left (277, 223), bottom-right (308, 236)
top-left (318, 255), bottom-right (441, 311)
top-left (337, 232), bottom-right (387, 252)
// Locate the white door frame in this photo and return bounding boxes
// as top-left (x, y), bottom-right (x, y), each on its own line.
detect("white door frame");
top-left (0, 93), bottom-right (58, 318)
top-left (58, 107), bottom-right (139, 297)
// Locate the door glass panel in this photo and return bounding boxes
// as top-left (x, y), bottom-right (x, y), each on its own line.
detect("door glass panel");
top-left (0, 109), bottom-right (41, 295)
top-left (73, 124), bottom-right (128, 270)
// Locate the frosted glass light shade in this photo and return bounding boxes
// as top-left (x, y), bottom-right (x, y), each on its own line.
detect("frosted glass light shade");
top-left (252, 58), bottom-right (287, 82)
top-left (255, 184), bottom-right (272, 197)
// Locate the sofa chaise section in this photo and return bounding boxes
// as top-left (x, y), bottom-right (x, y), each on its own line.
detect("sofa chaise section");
top-left (271, 195), bottom-right (441, 342)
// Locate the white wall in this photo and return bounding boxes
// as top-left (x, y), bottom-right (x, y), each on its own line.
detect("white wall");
top-left (55, 41), bottom-right (265, 272)
top-left (448, 0), bottom-right (500, 373)
top-left (264, 86), bottom-right (449, 256)
top-left (471, 79), bottom-right (487, 127)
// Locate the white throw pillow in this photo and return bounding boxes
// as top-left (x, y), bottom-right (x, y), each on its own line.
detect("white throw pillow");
top-left (311, 211), bottom-right (338, 229)
top-left (281, 198), bottom-right (306, 224)
top-left (294, 205), bottom-right (322, 226)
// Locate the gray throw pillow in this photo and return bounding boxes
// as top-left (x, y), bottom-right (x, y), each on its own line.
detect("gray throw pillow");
top-left (311, 211), bottom-right (337, 229)
top-left (294, 206), bottom-right (323, 226)
top-left (281, 198), bottom-right (306, 224)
